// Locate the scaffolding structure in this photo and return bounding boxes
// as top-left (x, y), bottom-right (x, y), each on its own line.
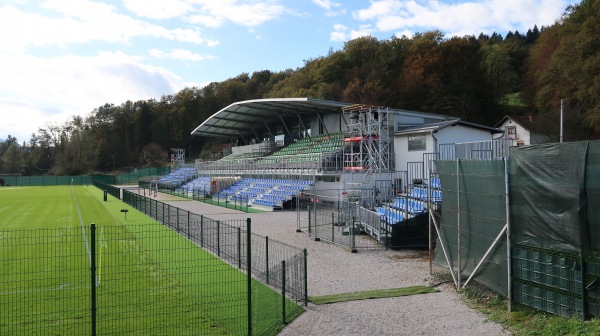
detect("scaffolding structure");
top-left (341, 105), bottom-right (393, 196)
top-left (170, 148), bottom-right (185, 167)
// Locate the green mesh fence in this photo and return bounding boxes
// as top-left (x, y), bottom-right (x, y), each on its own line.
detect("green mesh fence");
top-left (586, 142), bottom-right (600, 250)
top-left (434, 159), bottom-right (508, 296)
top-left (115, 167), bottom-right (171, 185)
top-left (433, 141), bottom-right (600, 319)
top-left (510, 142), bottom-right (589, 255)
top-left (1, 175), bottom-right (114, 186)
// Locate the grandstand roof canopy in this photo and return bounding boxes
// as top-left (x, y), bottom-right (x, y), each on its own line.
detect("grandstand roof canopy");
top-left (191, 98), bottom-right (458, 139)
top-left (190, 98), bottom-right (351, 138)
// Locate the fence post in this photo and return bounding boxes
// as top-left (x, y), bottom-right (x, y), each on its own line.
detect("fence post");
top-left (296, 197), bottom-right (302, 233)
top-left (313, 199), bottom-right (319, 241)
top-left (282, 260), bottom-right (286, 325)
top-left (307, 205), bottom-right (312, 235)
top-left (303, 249), bottom-right (308, 306)
top-left (237, 227), bottom-right (242, 269)
top-left (90, 224), bottom-right (97, 336)
top-left (456, 159), bottom-right (461, 288)
top-left (266, 236), bottom-right (270, 284)
top-left (177, 208), bottom-right (180, 232)
top-left (200, 215), bottom-right (204, 246)
top-left (332, 212), bottom-right (335, 242)
top-left (351, 217), bottom-right (357, 253)
top-left (217, 220), bottom-right (221, 257)
top-left (186, 211), bottom-right (190, 233)
top-left (581, 255), bottom-right (587, 321)
top-left (162, 202), bottom-right (165, 225)
top-left (246, 218), bottom-right (252, 336)
top-left (505, 157), bottom-right (513, 312)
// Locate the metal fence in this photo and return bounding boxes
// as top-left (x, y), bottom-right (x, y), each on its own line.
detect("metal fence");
top-left (434, 142), bottom-right (600, 320)
top-left (0, 188), bottom-right (307, 335)
top-left (296, 192), bottom-right (387, 251)
top-left (0, 222), bottom-right (303, 335)
top-left (155, 187), bottom-right (254, 213)
top-left (2, 175), bottom-right (114, 186)
top-left (122, 190), bottom-right (308, 324)
top-left (114, 167), bottom-right (171, 185)
top-left (438, 139), bottom-right (510, 160)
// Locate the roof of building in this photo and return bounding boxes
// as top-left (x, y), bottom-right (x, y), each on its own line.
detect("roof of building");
top-left (190, 98), bottom-right (455, 138)
top-left (495, 115), bottom-right (542, 133)
top-left (394, 119), bottom-right (502, 136)
top-left (190, 98), bottom-right (349, 138)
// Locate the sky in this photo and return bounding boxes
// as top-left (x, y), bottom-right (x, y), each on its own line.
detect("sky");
top-left (0, 0), bottom-right (580, 143)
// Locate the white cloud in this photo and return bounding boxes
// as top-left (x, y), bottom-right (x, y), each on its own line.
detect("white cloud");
top-left (330, 23), bottom-right (374, 42)
top-left (0, 2), bottom-right (216, 52)
top-left (312, 0), bottom-right (345, 16)
top-left (352, 0), bottom-right (569, 37)
top-left (122, 0), bottom-right (192, 20)
top-left (0, 51), bottom-right (193, 141)
top-left (186, 0), bottom-right (287, 28)
top-left (312, 0), bottom-right (338, 10)
top-left (149, 48), bottom-right (217, 61)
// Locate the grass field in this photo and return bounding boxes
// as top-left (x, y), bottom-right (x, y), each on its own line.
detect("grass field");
top-left (0, 186), bottom-right (298, 335)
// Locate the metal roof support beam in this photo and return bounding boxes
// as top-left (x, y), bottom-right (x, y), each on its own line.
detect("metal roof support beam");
top-left (339, 110), bottom-right (349, 130)
top-left (297, 113), bottom-right (308, 138)
top-left (238, 130), bottom-right (247, 145)
top-left (263, 121), bottom-right (274, 140)
top-left (250, 127), bottom-right (260, 142)
top-left (316, 112), bottom-right (329, 136)
top-left (278, 114), bottom-right (293, 141)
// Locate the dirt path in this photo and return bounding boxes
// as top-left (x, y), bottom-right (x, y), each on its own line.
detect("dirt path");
top-left (153, 193), bottom-right (510, 335)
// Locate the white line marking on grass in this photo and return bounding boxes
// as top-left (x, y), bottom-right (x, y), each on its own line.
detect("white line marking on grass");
top-left (0, 283), bottom-right (87, 295)
top-left (71, 186), bottom-right (93, 275)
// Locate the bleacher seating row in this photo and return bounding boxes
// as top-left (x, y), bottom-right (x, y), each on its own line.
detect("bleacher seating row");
top-left (212, 177), bottom-right (314, 210)
top-left (158, 168), bottom-right (196, 189)
top-left (378, 207), bottom-right (403, 224)
top-left (216, 133), bottom-right (345, 166)
top-left (178, 176), bottom-right (211, 195)
top-left (390, 198), bottom-right (425, 214)
top-left (377, 177), bottom-right (443, 225)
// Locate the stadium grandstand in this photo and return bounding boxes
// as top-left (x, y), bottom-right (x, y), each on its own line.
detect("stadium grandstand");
top-left (150, 98), bottom-right (503, 248)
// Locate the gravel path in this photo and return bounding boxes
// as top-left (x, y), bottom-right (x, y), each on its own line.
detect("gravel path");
top-left (153, 193), bottom-right (511, 336)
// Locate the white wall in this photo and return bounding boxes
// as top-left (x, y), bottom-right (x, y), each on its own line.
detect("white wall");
top-left (394, 133), bottom-right (435, 174)
top-left (497, 119), bottom-right (531, 146)
top-left (435, 125), bottom-right (495, 146)
top-left (393, 125), bottom-right (495, 173)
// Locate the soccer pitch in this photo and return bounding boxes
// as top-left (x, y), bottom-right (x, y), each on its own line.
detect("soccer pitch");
top-left (0, 186), bottom-right (297, 335)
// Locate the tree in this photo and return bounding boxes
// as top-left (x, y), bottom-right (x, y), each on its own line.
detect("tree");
top-left (481, 43), bottom-right (518, 104)
top-left (139, 143), bottom-right (167, 167)
top-left (2, 143), bottom-right (23, 173)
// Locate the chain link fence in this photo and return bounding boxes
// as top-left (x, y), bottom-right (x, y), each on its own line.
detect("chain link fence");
top-left (296, 192), bottom-right (387, 251)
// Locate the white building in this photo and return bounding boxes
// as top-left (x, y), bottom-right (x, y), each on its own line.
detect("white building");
top-left (495, 115), bottom-right (549, 146)
top-left (394, 120), bottom-right (503, 177)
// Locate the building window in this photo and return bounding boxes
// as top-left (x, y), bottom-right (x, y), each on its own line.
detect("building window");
top-left (506, 126), bottom-right (517, 139)
top-left (408, 135), bottom-right (426, 151)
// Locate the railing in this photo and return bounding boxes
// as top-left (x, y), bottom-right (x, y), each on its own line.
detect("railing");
top-left (195, 151), bottom-right (387, 174)
top-left (121, 189), bottom-right (308, 312)
top-left (438, 139), bottom-right (511, 160)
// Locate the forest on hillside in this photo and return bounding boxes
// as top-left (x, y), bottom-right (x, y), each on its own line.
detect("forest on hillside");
top-left (1, 0), bottom-right (599, 175)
